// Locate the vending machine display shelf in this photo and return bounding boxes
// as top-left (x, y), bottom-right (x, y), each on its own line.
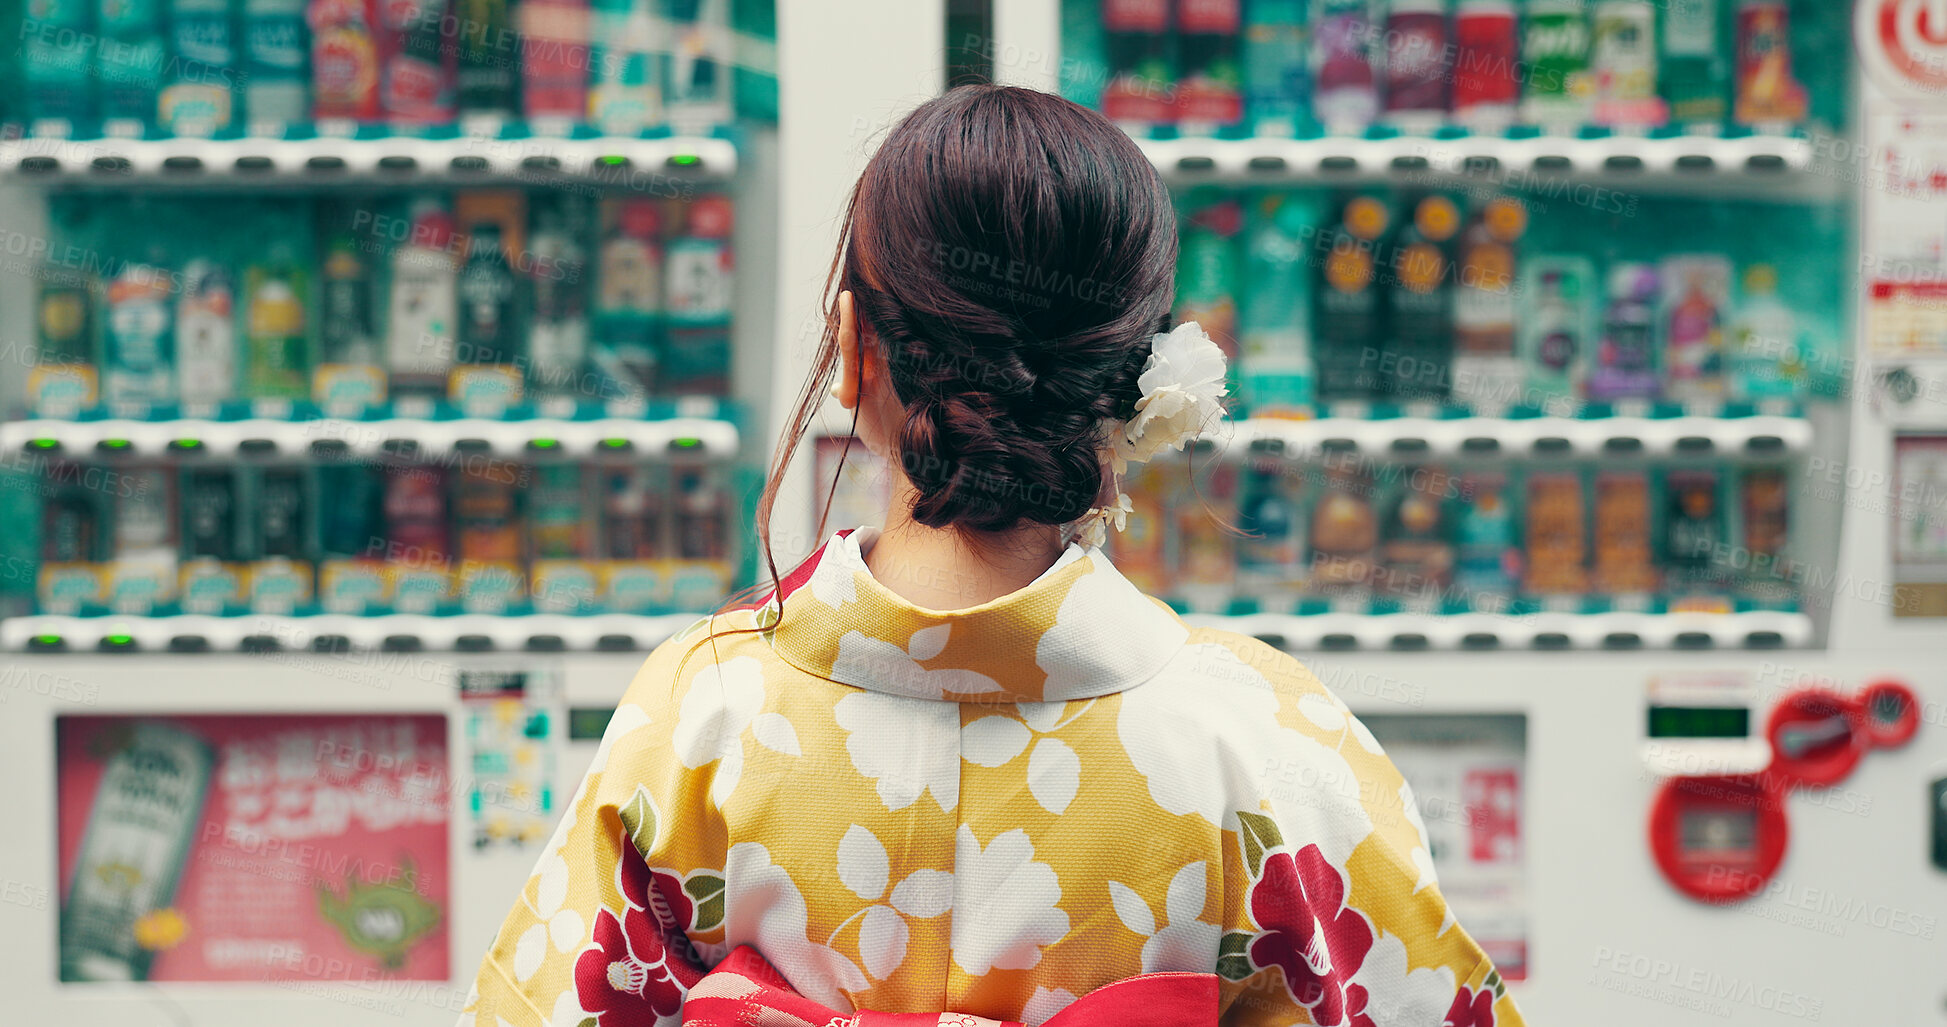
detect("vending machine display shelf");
top-left (0, 134), bottom-right (739, 183)
top-left (1224, 413), bottom-right (1810, 460)
top-left (1, 416), bottom-right (741, 460)
top-left (3, 612), bottom-right (714, 654)
top-left (1137, 133), bottom-right (1817, 188)
top-left (1192, 609), bottom-right (1815, 653)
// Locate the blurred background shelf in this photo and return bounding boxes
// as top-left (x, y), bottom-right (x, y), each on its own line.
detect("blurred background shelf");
top-left (3, 612), bottom-right (712, 653)
top-left (1187, 608), bottom-right (1815, 652)
top-left (0, 134), bottom-right (740, 184)
top-left (1, 414), bottom-right (742, 459)
top-left (1224, 412), bottom-right (1811, 461)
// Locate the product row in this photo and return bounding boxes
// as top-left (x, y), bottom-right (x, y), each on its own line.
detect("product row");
top-left (1105, 449), bottom-right (1797, 615)
top-left (15, 0), bottom-right (733, 135)
top-left (1066, 0), bottom-right (1820, 136)
top-left (26, 189), bottom-right (734, 419)
top-left (20, 454), bottom-right (740, 617)
top-left (1181, 188), bottom-right (1831, 415)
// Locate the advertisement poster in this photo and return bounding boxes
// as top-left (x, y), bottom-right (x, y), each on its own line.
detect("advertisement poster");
top-left (1893, 434), bottom-right (1947, 617)
top-left (57, 714), bottom-right (450, 983)
top-left (1864, 111), bottom-right (1947, 359)
top-left (1362, 713), bottom-right (1529, 981)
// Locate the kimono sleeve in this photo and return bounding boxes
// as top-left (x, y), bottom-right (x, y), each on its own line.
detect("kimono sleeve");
top-left (1215, 646), bottom-right (1526, 1027)
top-left (460, 626), bottom-right (731, 1027)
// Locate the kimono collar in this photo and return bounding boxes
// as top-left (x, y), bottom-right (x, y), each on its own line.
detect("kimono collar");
top-left (764, 528), bottom-right (1190, 704)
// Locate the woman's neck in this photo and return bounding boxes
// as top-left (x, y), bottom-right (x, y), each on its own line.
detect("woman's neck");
top-left (866, 482), bottom-right (1068, 610)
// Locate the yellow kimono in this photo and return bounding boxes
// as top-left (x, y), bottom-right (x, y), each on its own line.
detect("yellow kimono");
top-left (463, 529), bottom-right (1526, 1027)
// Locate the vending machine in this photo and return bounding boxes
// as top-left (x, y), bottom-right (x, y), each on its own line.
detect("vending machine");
top-left (0, 0), bottom-right (798, 1021)
top-left (936, 0), bottom-right (1941, 1022)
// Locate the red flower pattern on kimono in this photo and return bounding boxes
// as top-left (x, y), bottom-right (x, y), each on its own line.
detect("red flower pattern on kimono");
top-left (1246, 844), bottom-right (1376, 1027)
top-left (574, 905), bottom-right (688, 1024)
top-left (1443, 985), bottom-right (1497, 1027)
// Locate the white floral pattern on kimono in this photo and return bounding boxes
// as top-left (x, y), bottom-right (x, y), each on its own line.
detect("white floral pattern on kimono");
top-left (463, 528), bottom-right (1526, 1027)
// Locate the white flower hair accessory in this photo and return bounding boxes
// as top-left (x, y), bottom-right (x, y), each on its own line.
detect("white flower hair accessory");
top-left (1073, 322), bottom-right (1229, 546)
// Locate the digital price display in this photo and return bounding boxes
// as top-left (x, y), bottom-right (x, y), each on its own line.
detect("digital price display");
top-left (1647, 706), bottom-right (1752, 740)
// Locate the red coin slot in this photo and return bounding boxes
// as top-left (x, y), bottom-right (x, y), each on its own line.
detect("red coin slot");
top-left (1648, 774), bottom-right (1790, 904)
top-left (1858, 679), bottom-right (1921, 749)
top-left (1765, 688), bottom-right (1865, 789)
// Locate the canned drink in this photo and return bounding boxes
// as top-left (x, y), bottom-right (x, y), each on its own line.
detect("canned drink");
top-left (1519, 0), bottom-right (1591, 130)
top-left (1382, 0), bottom-right (1449, 126)
top-left (1452, 0), bottom-right (1518, 132)
top-left (1311, 0), bottom-right (1378, 135)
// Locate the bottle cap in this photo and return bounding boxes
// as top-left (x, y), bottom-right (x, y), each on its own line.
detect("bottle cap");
top-left (619, 199), bottom-right (662, 239)
top-left (685, 195), bottom-right (735, 238)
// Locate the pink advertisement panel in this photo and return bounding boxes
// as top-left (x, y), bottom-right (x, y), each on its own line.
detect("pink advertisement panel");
top-left (57, 713), bottom-right (451, 983)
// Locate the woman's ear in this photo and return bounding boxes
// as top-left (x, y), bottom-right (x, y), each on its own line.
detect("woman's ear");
top-left (834, 290), bottom-right (861, 411)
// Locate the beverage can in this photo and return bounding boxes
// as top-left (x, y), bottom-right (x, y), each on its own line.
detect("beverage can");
top-left (244, 257), bottom-right (311, 400)
top-left (1520, 0), bottom-right (1590, 129)
top-left (1661, 0), bottom-right (1728, 127)
top-left (310, 0), bottom-right (381, 120)
top-left (1591, 469), bottom-right (1657, 596)
top-left (176, 260), bottom-right (238, 407)
top-left (1452, 0), bottom-right (1518, 131)
top-left (161, 0), bottom-right (237, 136)
top-left (521, 0), bottom-right (589, 122)
top-left (1242, 0), bottom-right (1307, 135)
top-left (1733, 0), bottom-right (1806, 128)
top-left (1382, 0), bottom-right (1449, 124)
top-left (103, 264), bottom-right (176, 407)
top-left (1522, 469), bottom-right (1587, 595)
top-left (1588, 262), bottom-right (1660, 402)
top-left (1659, 254), bottom-right (1731, 404)
top-left (1591, 0), bottom-right (1665, 127)
top-left (382, 0), bottom-right (454, 123)
top-left (23, 0), bottom-right (94, 124)
top-left (1311, 0), bottom-right (1377, 134)
top-left (588, 0), bottom-right (663, 135)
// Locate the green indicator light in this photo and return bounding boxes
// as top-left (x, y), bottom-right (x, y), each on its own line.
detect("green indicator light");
top-left (30, 438), bottom-right (57, 449)
top-left (177, 439), bottom-right (203, 449)
top-left (673, 437), bottom-right (701, 449)
top-left (671, 154), bottom-right (700, 166)
top-left (106, 633), bottom-right (132, 645)
top-left (34, 634), bottom-right (60, 645)
top-left (103, 439), bottom-right (130, 449)
top-left (600, 155), bottom-right (627, 166)
top-left (531, 438), bottom-right (558, 449)
top-left (602, 438), bottom-right (629, 448)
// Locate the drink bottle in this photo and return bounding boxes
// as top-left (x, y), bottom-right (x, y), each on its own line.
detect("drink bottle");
top-left (1520, 0), bottom-right (1590, 131)
top-left (660, 195), bottom-right (734, 395)
top-left (160, 0), bottom-right (236, 135)
top-left (1451, 195), bottom-right (1526, 411)
top-left (1382, 0), bottom-right (1449, 130)
top-left (1242, 0), bottom-right (1307, 136)
top-left (1101, 0), bottom-right (1175, 125)
top-left (588, 0), bottom-right (661, 134)
top-left (1311, 0), bottom-right (1376, 134)
top-left (243, 239), bottom-right (312, 399)
top-left (98, 0), bottom-right (167, 129)
top-left (1662, 0), bottom-right (1728, 129)
top-left (593, 198), bottom-right (662, 396)
top-left (1313, 192), bottom-right (1389, 399)
top-left (455, 0), bottom-right (519, 117)
top-left (386, 197), bottom-right (460, 398)
top-left (23, 0), bottom-right (95, 125)
top-left (244, 0), bottom-right (309, 128)
top-left (1238, 192), bottom-right (1315, 416)
top-left (528, 195), bottom-right (593, 401)
top-left (176, 259), bottom-right (238, 406)
top-left (1386, 190), bottom-right (1460, 401)
top-left (1452, 0), bottom-right (1517, 133)
top-left (520, 0), bottom-right (588, 124)
top-left (1518, 255), bottom-right (1595, 412)
top-left (1176, 0), bottom-right (1243, 130)
top-left (310, 0), bottom-right (380, 120)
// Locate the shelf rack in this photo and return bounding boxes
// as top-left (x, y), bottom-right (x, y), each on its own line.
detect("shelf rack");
top-left (2, 612), bottom-right (712, 654)
top-left (1224, 413), bottom-right (1811, 461)
top-left (0, 134), bottom-right (739, 183)
top-left (0, 416), bottom-right (741, 460)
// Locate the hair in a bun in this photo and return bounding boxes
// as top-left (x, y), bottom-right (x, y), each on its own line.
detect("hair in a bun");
top-left (761, 85), bottom-right (1179, 565)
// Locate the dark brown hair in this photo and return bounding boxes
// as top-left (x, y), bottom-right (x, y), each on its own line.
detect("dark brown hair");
top-left (758, 84), bottom-right (1180, 579)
